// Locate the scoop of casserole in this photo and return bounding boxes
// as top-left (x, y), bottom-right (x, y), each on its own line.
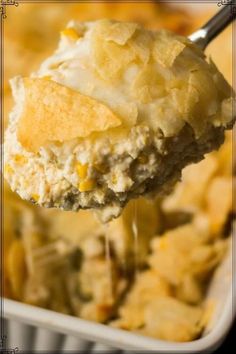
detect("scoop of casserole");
top-left (4, 19), bottom-right (235, 221)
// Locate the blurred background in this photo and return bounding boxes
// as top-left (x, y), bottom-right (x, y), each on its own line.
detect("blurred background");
top-left (3, 0), bottom-right (235, 351)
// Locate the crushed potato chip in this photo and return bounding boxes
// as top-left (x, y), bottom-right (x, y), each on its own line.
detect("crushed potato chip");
top-left (176, 274), bottom-right (203, 305)
top-left (17, 78), bottom-right (121, 152)
top-left (128, 30), bottom-right (152, 64)
top-left (141, 297), bottom-right (203, 342)
top-left (131, 65), bottom-right (166, 103)
top-left (102, 20), bottom-right (138, 45)
top-left (114, 101), bottom-right (138, 126)
top-left (220, 97), bottom-right (233, 126)
top-left (90, 20), bottom-right (140, 80)
top-left (152, 31), bottom-right (186, 68)
top-left (91, 37), bottom-right (136, 81)
top-left (163, 154), bottom-right (218, 212)
top-left (149, 97), bottom-right (185, 136)
top-left (148, 224), bottom-right (227, 286)
top-left (112, 271), bottom-right (171, 329)
top-left (186, 70), bottom-right (218, 136)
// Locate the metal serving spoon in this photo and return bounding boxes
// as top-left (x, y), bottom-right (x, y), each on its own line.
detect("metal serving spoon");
top-left (188, 1), bottom-right (235, 50)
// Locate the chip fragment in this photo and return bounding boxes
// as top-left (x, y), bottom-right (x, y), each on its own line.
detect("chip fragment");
top-left (17, 78), bottom-right (121, 152)
top-left (152, 31), bottom-right (186, 68)
top-left (102, 20), bottom-right (138, 45)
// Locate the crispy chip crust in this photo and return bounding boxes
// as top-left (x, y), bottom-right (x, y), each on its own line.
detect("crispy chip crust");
top-left (152, 31), bottom-right (186, 68)
top-left (100, 20), bottom-right (138, 45)
top-left (16, 20), bottom-right (233, 151)
top-left (17, 78), bottom-right (121, 152)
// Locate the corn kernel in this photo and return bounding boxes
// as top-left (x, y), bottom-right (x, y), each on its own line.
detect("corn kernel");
top-left (4, 164), bottom-right (13, 174)
top-left (13, 154), bottom-right (28, 165)
top-left (32, 194), bottom-right (39, 202)
top-left (76, 162), bottom-right (88, 179)
top-left (78, 179), bottom-right (95, 192)
top-left (61, 28), bottom-right (79, 40)
top-left (42, 75), bottom-right (52, 80)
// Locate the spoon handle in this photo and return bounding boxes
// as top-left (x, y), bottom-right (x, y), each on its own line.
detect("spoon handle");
top-left (188, 1), bottom-right (235, 50)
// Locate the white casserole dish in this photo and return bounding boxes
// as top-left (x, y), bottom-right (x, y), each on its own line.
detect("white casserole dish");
top-left (3, 240), bottom-right (234, 352)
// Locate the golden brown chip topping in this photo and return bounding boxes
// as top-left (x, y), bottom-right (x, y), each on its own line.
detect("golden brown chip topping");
top-left (17, 78), bottom-right (121, 152)
top-left (101, 20), bottom-right (138, 45)
top-left (91, 31), bottom-right (136, 81)
top-left (152, 31), bottom-right (186, 68)
top-left (131, 65), bottom-right (166, 103)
